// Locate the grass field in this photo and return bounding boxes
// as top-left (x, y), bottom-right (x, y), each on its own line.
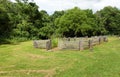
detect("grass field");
top-left (0, 36), bottom-right (120, 77)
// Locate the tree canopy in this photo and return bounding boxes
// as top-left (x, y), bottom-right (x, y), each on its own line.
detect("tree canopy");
top-left (0, 0), bottom-right (120, 43)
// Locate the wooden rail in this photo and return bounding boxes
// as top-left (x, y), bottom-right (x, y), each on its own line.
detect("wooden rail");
top-left (58, 36), bottom-right (108, 51)
top-left (33, 39), bottom-right (51, 50)
top-left (33, 36), bottom-right (108, 51)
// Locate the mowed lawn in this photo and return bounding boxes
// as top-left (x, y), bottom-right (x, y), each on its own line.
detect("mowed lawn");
top-left (0, 37), bottom-right (120, 77)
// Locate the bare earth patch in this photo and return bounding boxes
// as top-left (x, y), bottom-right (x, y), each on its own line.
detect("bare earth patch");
top-left (51, 47), bottom-right (59, 51)
top-left (0, 69), bottom-right (56, 77)
top-left (27, 53), bottom-right (48, 59)
top-left (0, 65), bottom-right (15, 69)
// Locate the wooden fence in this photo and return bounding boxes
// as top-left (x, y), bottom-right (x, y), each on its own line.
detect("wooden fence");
top-left (33, 36), bottom-right (108, 51)
top-left (33, 39), bottom-right (51, 50)
top-left (58, 36), bottom-right (108, 51)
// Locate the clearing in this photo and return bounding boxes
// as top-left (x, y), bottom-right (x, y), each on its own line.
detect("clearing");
top-left (0, 36), bottom-right (120, 77)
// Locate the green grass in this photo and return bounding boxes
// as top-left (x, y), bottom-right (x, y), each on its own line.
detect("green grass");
top-left (0, 36), bottom-right (120, 77)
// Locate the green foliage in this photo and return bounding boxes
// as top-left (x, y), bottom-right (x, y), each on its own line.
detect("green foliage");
top-left (55, 7), bottom-right (97, 37)
top-left (51, 38), bottom-right (58, 48)
top-left (38, 10), bottom-right (54, 39)
top-left (95, 6), bottom-right (120, 35)
top-left (0, 0), bottom-right (12, 38)
top-left (0, 0), bottom-right (120, 43)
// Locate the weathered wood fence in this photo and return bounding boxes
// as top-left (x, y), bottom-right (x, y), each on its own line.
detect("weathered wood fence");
top-left (33, 39), bottom-right (51, 50)
top-left (58, 36), bottom-right (108, 51)
top-left (33, 36), bottom-right (108, 51)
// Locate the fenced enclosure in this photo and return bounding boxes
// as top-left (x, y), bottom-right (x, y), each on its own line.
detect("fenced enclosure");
top-left (33, 39), bottom-right (51, 50)
top-left (58, 36), bottom-right (108, 50)
top-left (33, 36), bottom-right (108, 51)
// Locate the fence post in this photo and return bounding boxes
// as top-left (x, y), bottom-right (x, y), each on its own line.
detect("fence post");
top-left (46, 41), bottom-right (49, 50)
top-left (46, 39), bottom-right (52, 50)
top-left (99, 37), bottom-right (101, 44)
top-left (33, 40), bottom-right (38, 48)
top-left (103, 36), bottom-right (108, 42)
top-left (68, 37), bottom-right (70, 41)
top-left (89, 39), bottom-right (93, 51)
top-left (74, 37), bottom-right (76, 41)
top-left (85, 36), bottom-right (88, 40)
top-left (79, 40), bottom-right (84, 51)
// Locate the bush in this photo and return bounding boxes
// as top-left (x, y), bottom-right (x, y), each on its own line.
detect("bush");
top-left (52, 38), bottom-right (58, 48)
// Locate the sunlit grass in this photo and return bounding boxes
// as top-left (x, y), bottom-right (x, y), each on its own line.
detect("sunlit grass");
top-left (0, 36), bottom-right (120, 77)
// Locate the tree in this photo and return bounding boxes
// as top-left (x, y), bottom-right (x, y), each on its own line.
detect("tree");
top-left (96, 6), bottom-right (120, 35)
top-left (39, 10), bottom-right (54, 39)
top-left (50, 10), bottom-right (65, 37)
top-left (8, 0), bottom-right (42, 39)
top-left (0, 0), bottom-right (12, 38)
top-left (55, 7), bottom-right (96, 37)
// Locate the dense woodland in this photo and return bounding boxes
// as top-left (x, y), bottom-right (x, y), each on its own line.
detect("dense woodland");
top-left (0, 0), bottom-right (120, 42)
